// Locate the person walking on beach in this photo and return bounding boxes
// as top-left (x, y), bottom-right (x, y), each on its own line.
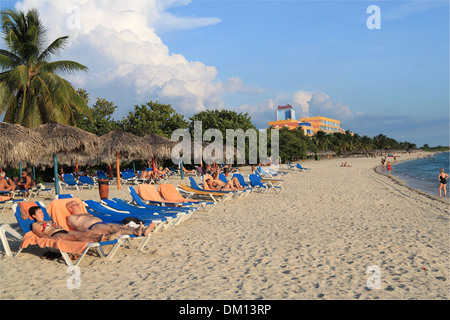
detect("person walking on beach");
top-left (386, 161), bottom-right (392, 175)
top-left (381, 158), bottom-right (386, 173)
top-left (438, 168), bottom-right (448, 197)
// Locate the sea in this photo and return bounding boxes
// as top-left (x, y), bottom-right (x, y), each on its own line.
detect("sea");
top-left (388, 152), bottom-right (450, 197)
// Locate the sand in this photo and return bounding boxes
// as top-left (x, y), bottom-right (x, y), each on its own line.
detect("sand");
top-left (0, 153), bottom-right (448, 300)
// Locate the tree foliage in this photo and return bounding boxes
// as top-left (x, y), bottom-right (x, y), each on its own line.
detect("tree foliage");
top-left (189, 109), bottom-right (256, 138)
top-left (0, 8), bottom-right (90, 127)
top-left (121, 101), bottom-right (188, 138)
top-left (73, 89), bottom-right (120, 136)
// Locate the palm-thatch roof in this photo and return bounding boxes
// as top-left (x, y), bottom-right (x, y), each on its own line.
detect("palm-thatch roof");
top-left (0, 122), bottom-right (47, 167)
top-left (97, 130), bottom-right (153, 164)
top-left (185, 141), bottom-right (241, 165)
top-left (31, 122), bottom-right (101, 166)
top-left (142, 133), bottom-right (177, 160)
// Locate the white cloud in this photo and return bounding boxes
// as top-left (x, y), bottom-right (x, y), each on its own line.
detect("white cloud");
top-left (292, 90), bottom-right (354, 122)
top-left (15, 0), bottom-right (255, 115)
top-left (293, 91), bottom-right (313, 115)
top-left (237, 91), bottom-right (354, 130)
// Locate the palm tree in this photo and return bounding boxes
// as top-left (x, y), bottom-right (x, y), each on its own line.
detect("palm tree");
top-left (0, 8), bottom-right (90, 127)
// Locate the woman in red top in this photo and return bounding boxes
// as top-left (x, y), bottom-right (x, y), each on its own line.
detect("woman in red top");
top-left (28, 206), bottom-right (115, 242)
top-left (387, 162), bottom-right (392, 175)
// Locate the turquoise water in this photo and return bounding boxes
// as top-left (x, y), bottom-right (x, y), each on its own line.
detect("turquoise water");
top-left (389, 152), bottom-right (450, 197)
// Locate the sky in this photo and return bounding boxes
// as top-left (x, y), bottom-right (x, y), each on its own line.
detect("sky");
top-left (1, 0), bottom-right (449, 147)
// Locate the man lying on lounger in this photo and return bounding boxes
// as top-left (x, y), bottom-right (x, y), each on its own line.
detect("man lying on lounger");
top-left (203, 174), bottom-right (245, 191)
top-left (66, 200), bottom-right (154, 237)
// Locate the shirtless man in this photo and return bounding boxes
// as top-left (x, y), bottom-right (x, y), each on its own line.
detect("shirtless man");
top-left (17, 170), bottom-right (33, 190)
top-left (0, 172), bottom-right (15, 192)
top-left (203, 174), bottom-right (245, 191)
top-left (65, 201), bottom-right (155, 236)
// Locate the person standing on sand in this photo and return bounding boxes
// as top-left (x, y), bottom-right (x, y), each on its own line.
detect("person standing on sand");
top-left (438, 168), bottom-right (449, 197)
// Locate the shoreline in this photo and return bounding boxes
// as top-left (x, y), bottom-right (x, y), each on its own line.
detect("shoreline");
top-left (372, 152), bottom-right (449, 205)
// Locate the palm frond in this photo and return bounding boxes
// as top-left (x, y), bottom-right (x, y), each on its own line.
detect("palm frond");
top-left (37, 36), bottom-right (69, 61)
top-left (40, 60), bottom-right (88, 75)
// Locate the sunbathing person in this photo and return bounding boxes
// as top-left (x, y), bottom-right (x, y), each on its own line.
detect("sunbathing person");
top-left (65, 200), bottom-right (155, 237)
top-left (203, 174), bottom-right (245, 191)
top-left (139, 170), bottom-right (150, 180)
top-left (154, 166), bottom-right (170, 178)
top-left (0, 172), bottom-right (16, 192)
top-left (182, 166), bottom-right (195, 174)
top-left (28, 206), bottom-right (120, 242)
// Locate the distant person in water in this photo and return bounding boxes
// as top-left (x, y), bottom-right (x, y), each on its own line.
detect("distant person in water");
top-left (438, 168), bottom-right (449, 197)
top-left (386, 162), bottom-right (392, 175)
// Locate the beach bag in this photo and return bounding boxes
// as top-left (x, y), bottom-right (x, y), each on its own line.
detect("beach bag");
top-left (122, 217), bottom-right (144, 228)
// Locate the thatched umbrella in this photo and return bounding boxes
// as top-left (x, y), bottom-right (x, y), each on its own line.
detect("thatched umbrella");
top-left (142, 133), bottom-right (177, 160)
top-left (0, 122), bottom-right (47, 170)
top-left (97, 130), bottom-right (153, 190)
top-left (32, 122), bottom-right (101, 194)
top-left (183, 141), bottom-right (241, 165)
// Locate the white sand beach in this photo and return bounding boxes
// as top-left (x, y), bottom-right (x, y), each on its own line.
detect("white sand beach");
top-left (0, 153), bottom-right (448, 300)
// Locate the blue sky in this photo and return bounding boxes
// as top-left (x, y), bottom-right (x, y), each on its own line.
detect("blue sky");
top-left (1, 0), bottom-right (449, 147)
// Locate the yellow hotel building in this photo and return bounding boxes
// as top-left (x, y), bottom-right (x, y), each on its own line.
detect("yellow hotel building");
top-left (299, 116), bottom-right (344, 134)
top-left (267, 105), bottom-right (345, 136)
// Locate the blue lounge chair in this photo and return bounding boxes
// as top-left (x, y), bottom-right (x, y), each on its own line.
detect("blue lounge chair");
top-left (296, 163), bottom-right (311, 171)
top-left (78, 176), bottom-right (96, 189)
top-left (285, 161), bottom-right (297, 170)
top-left (84, 199), bottom-right (185, 228)
top-left (218, 173), bottom-right (228, 184)
top-left (189, 177), bottom-right (233, 194)
top-left (198, 177), bottom-right (251, 199)
top-left (121, 171), bottom-right (139, 185)
top-left (61, 173), bottom-right (84, 190)
top-left (128, 187), bottom-right (193, 211)
top-left (29, 185), bottom-right (55, 199)
top-left (55, 194), bottom-right (74, 199)
top-left (112, 197), bottom-right (198, 216)
top-left (254, 171), bottom-right (284, 186)
top-left (0, 191), bottom-right (24, 213)
top-left (256, 166), bottom-right (277, 177)
top-left (0, 201), bottom-right (126, 266)
top-left (249, 174), bottom-right (283, 194)
top-left (232, 173), bottom-right (257, 192)
top-left (82, 200), bottom-right (167, 251)
top-left (103, 198), bottom-right (195, 218)
top-left (158, 184), bottom-right (216, 212)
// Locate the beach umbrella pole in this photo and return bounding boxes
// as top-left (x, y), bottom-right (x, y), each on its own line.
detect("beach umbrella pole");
top-left (53, 153), bottom-right (60, 195)
top-left (180, 159), bottom-right (184, 180)
top-left (116, 152), bottom-right (121, 190)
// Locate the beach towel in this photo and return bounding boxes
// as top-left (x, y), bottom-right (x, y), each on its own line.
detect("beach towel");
top-left (47, 198), bottom-right (87, 231)
top-left (20, 230), bottom-right (88, 254)
top-left (18, 201), bottom-right (39, 220)
top-left (158, 184), bottom-right (201, 203)
top-left (137, 184), bottom-right (168, 202)
top-left (18, 201), bottom-right (88, 254)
